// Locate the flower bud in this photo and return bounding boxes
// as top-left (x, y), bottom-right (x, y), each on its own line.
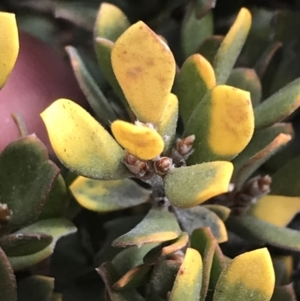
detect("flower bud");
top-left (0, 203), bottom-right (12, 225)
top-left (176, 135), bottom-right (195, 159)
top-left (125, 152), bottom-right (148, 177)
top-left (153, 157), bottom-right (173, 176)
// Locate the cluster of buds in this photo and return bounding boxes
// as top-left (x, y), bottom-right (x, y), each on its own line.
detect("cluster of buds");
top-left (171, 135), bottom-right (196, 167)
top-left (124, 152), bottom-right (149, 177)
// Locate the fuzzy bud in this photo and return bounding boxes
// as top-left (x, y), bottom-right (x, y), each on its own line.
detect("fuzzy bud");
top-left (176, 135), bottom-right (195, 159)
top-left (0, 203), bottom-right (12, 225)
top-left (125, 152), bottom-right (148, 177)
top-left (153, 157), bottom-right (173, 176)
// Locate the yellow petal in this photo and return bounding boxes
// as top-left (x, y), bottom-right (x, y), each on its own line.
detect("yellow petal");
top-left (249, 195), bottom-right (300, 227)
top-left (111, 120), bottom-right (164, 160)
top-left (111, 21), bottom-right (176, 125)
top-left (41, 99), bottom-right (128, 180)
top-left (0, 12), bottom-right (19, 88)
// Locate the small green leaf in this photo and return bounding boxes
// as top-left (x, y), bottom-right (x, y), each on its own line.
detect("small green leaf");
top-left (226, 214), bottom-right (300, 251)
top-left (271, 152), bottom-right (300, 196)
top-left (41, 99), bottom-right (130, 180)
top-left (254, 78), bottom-right (300, 129)
top-left (144, 232), bottom-right (189, 264)
top-left (185, 85), bottom-right (254, 163)
top-left (9, 218), bottom-right (76, 271)
top-left (0, 233), bottom-right (52, 257)
top-left (94, 3), bottom-right (130, 42)
top-left (254, 42), bottom-right (282, 79)
top-left (181, 2), bottom-right (213, 58)
top-left (195, 0), bottom-right (216, 19)
top-left (112, 206), bottom-right (181, 248)
top-left (38, 174), bottom-right (67, 220)
top-left (226, 68), bottom-right (262, 107)
top-left (213, 248), bottom-right (275, 301)
top-left (204, 205), bottom-right (231, 221)
top-left (169, 248), bottom-right (203, 301)
top-left (97, 262), bottom-right (146, 301)
top-left (94, 37), bottom-right (130, 112)
top-left (165, 162), bottom-right (233, 208)
top-left (0, 136), bottom-right (59, 235)
top-left (112, 244), bottom-right (157, 276)
top-left (65, 46), bottom-right (117, 125)
top-left (70, 176), bottom-right (150, 213)
top-left (198, 35), bottom-right (224, 64)
top-left (0, 12), bottom-right (19, 89)
top-left (17, 276), bottom-right (54, 301)
top-left (176, 54), bottom-right (216, 126)
top-left (113, 264), bottom-right (152, 291)
top-left (272, 256), bottom-right (293, 285)
top-left (213, 8), bottom-right (252, 84)
top-left (149, 260), bottom-right (181, 298)
top-left (0, 247), bottom-right (17, 301)
top-left (232, 123), bottom-right (293, 187)
top-left (157, 93), bottom-right (179, 153)
top-left (175, 207), bottom-right (228, 243)
top-left (191, 228), bottom-right (217, 301)
top-left (234, 133), bottom-right (291, 188)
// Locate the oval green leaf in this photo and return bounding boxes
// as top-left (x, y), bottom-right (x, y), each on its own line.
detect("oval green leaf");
top-left (213, 8), bottom-right (252, 84)
top-left (41, 99), bottom-right (130, 180)
top-left (165, 161), bottom-right (233, 208)
top-left (70, 176), bottom-right (150, 212)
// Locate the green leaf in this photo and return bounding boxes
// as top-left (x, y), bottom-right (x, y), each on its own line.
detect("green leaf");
top-left (9, 218), bottom-right (76, 271)
top-left (213, 248), bottom-right (275, 301)
top-left (204, 205), bottom-right (231, 221)
top-left (157, 93), bottom-right (179, 154)
top-left (97, 262), bottom-right (146, 301)
top-left (112, 206), bottom-right (181, 248)
top-left (226, 68), bottom-right (262, 107)
top-left (181, 2), bottom-right (213, 58)
top-left (0, 247), bottom-right (16, 301)
top-left (232, 123), bottom-right (293, 187)
top-left (38, 174), bottom-right (67, 220)
top-left (272, 256), bottom-right (293, 285)
top-left (226, 214), bottom-right (300, 251)
top-left (254, 78), bottom-right (300, 129)
top-left (113, 264), bottom-right (152, 291)
top-left (149, 260), bottom-right (181, 298)
top-left (198, 35), bottom-right (224, 64)
top-left (191, 228), bottom-right (217, 301)
top-left (165, 162), bottom-right (233, 208)
top-left (17, 276), bottom-right (54, 301)
top-left (176, 54), bottom-right (216, 126)
top-left (94, 38), bottom-right (130, 112)
top-left (0, 136), bottom-right (59, 235)
top-left (112, 244), bottom-right (158, 276)
top-left (41, 99), bottom-right (130, 180)
top-left (195, 0), bottom-right (216, 19)
top-left (65, 46), bottom-right (117, 125)
top-left (184, 85), bottom-right (254, 163)
top-left (94, 3), bottom-right (130, 42)
top-left (143, 232), bottom-right (189, 264)
top-left (0, 233), bottom-right (52, 257)
top-left (271, 152), bottom-right (300, 196)
top-left (169, 248), bottom-right (203, 301)
top-left (70, 177), bottom-right (150, 213)
top-left (175, 206), bottom-right (227, 243)
top-left (0, 12), bottom-right (19, 89)
top-left (254, 42), bottom-right (282, 79)
top-left (213, 8), bottom-right (252, 84)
